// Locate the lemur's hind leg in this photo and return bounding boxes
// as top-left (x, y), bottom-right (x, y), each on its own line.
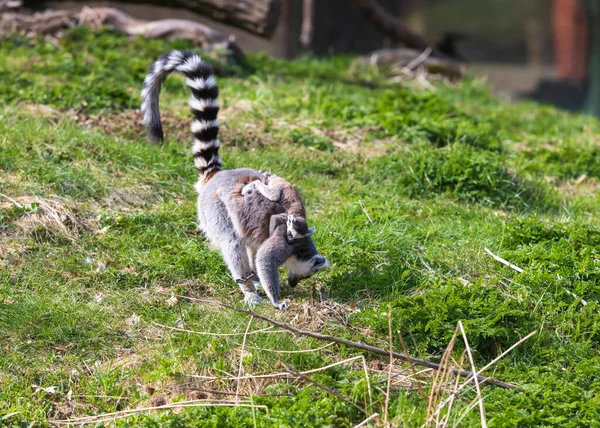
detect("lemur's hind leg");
top-left (255, 226), bottom-right (294, 310)
top-left (242, 180), bottom-right (282, 202)
top-left (220, 240), bottom-right (262, 305)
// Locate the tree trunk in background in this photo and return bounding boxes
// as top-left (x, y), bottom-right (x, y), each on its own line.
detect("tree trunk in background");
top-left (351, 0), bottom-right (436, 54)
top-left (553, 0), bottom-right (588, 83)
top-left (585, 0), bottom-right (600, 117)
top-left (25, 0), bottom-right (281, 37)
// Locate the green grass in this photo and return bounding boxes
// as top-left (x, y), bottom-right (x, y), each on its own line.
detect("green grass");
top-left (2, 28), bottom-right (600, 426)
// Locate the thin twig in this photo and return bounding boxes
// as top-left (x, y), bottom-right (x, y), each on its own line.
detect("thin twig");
top-left (163, 385), bottom-right (290, 397)
top-left (443, 350), bottom-right (465, 426)
top-left (353, 412), bottom-right (380, 427)
top-left (170, 293), bottom-right (518, 389)
top-left (151, 321), bottom-right (281, 337)
top-left (49, 400), bottom-right (267, 425)
top-left (384, 305), bottom-right (393, 425)
top-left (358, 200), bottom-right (373, 224)
top-left (227, 340), bottom-right (336, 354)
top-left (484, 248), bottom-right (524, 273)
top-left (405, 46), bottom-right (433, 71)
top-left (236, 316), bottom-right (253, 401)
top-left (396, 328), bottom-right (426, 398)
top-left (432, 330), bottom-right (537, 420)
top-left (0, 192), bottom-right (23, 208)
top-left (285, 365), bottom-right (366, 414)
top-left (458, 321), bottom-right (487, 428)
top-left (189, 356), bottom-right (368, 382)
top-left (426, 324), bottom-right (459, 426)
top-left (459, 330), bottom-right (536, 389)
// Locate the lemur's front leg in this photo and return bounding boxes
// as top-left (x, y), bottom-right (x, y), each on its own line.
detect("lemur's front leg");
top-left (255, 225), bottom-right (293, 310)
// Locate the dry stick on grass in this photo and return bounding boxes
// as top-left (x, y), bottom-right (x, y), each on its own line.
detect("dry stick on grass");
top-left (165, 292), bottom-right (518, 389)
top-left (383, 305), bottom-right (393, 425)
top-left (431, 330), bottom-right (537, 422)
top-left (226, 340), bottom-right (335, 354)
top-left (484, 248), bottom-right (588, 306)
top-left (426, 324), bottom-right (459, 426)
top-left (396, 328), bottom-right (426, 398)
top-left (189, 355), bottom-right (368, 381)
top-left (284, 365), bottom-right (367, 415)
top-left (443, 350), bottom-right (466, 427)
top-left (235, 316), bottom-right (253, 401)
top-left (151, 321), bottom-right (282, 336)
top-left (164, 385), bottom-right (290, 398)
top-left (354, 413), bottom-right (380, 428)
top-left (458, 320), bottom-right (487, 428)
top-left (49, 400), bottom-right (268, 425)
top-left (483, 248), bottom-right (524, 273)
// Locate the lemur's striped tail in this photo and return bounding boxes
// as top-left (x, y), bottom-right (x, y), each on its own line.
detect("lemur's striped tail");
top-left (141, 50), bottom-right (221, 178)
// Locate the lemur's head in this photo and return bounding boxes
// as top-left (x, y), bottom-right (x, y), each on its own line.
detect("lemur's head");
top-left (284, 236), bottom-right (329, 287)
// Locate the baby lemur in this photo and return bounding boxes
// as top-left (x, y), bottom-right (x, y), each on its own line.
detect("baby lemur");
top-left (241, 173), bottom-right (315, 242)
top-left (141, 50), bottom-right (328, 310)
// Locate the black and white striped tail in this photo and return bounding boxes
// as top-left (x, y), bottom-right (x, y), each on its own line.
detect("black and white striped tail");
top-left (141, 50), bottom-right (222, 177)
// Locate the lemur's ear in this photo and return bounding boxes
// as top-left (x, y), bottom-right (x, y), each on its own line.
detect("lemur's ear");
top-left (306, 227), bottom-right (316, 235)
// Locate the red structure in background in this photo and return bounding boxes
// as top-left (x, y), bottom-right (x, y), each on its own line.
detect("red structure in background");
top-left (553, 0), bottom-right (588, 84)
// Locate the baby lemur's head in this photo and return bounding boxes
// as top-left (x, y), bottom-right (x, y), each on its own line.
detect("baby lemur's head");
top-left (286, 214), bottom-right (315, 242)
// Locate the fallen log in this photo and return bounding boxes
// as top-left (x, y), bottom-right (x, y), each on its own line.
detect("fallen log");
top-left (26, 0), bottom-right (281, 37)
top-left (0, 7), bottom-right (245, 63)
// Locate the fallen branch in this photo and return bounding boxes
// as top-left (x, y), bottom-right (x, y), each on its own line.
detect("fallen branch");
top-left (0, 7), bottom-right (245, 63)
top-left (28, 0), bottom-right (281, 37)
top-left (228, 306), bottom-right (521, 389)
top-left (167, 293), bottom-right (521, 389)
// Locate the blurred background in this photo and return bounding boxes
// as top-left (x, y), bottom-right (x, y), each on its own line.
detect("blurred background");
top-left (7, 0), bottom-right (599, 116)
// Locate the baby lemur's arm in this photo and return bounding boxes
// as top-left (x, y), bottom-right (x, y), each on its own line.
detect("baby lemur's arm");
top-left (255, 222), bottom-right (294, 310)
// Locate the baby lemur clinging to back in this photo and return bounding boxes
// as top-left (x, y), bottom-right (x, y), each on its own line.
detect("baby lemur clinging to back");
top-left (242, 173), bottom-right (315, 242)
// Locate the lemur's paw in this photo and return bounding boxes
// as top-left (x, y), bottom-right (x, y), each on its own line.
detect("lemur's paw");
top-left (275, 301), bottom-right (290, 310)
top-left (241, 180), bottom-right (260, 196)
top-left (244, 294), bottom-right (263, 306)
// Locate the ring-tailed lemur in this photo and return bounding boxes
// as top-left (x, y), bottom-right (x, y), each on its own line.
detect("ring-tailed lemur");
top-left (241, 173), bottom-right (315, 242)
top-left (141, 50), bottom-right (328, 309)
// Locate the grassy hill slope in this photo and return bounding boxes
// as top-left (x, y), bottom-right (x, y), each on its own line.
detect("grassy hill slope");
top-left (2, 28), bottom-right (600, 426)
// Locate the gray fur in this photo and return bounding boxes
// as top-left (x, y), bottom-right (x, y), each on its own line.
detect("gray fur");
top-left (142, 50), bottom-right (328, 309)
